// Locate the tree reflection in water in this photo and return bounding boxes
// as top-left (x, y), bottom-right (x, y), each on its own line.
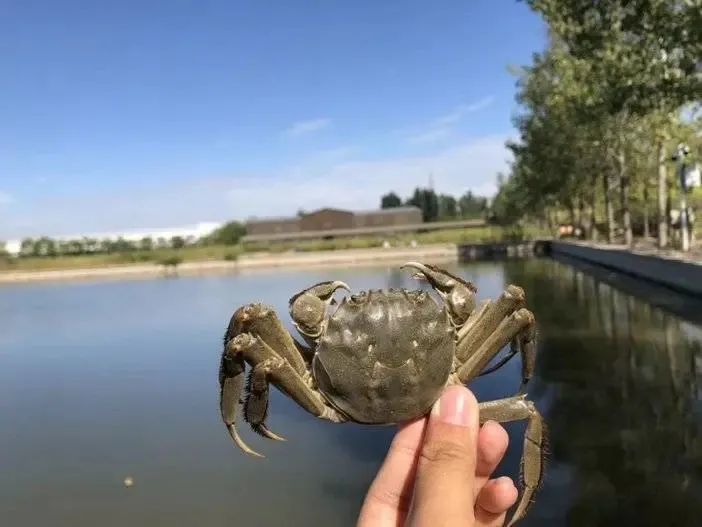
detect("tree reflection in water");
top-left (503, 259), bottom-right (702, 527)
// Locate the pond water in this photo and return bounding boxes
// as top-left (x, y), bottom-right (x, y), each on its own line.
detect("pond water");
top-left (1, 259), bottom-right (701, 526)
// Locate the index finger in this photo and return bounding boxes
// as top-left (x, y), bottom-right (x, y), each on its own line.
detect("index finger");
top-left (357, 416), bottom-right (427, 527)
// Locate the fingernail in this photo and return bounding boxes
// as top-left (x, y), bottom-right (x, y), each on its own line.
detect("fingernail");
top-left (431, 385), bottom-right (474, 427)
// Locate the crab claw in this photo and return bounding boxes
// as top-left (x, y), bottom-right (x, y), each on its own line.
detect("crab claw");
top-left (289, 280), bottom-right (350, 338)
top-left (256, 424), bottom-right (286, 442)
top-left (401, 262), bottom-right (476, 325)
top-left (220, 332), bottom-right (265, 458)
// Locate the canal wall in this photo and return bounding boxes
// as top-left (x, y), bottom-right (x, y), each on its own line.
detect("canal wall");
top-left (458, 240), bottom-right (550, 260)
top-left (549, 241), bottom-right (702, 296)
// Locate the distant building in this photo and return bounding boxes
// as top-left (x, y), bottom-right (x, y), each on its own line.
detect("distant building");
top-left (353, 207), bottom-right (423, 228)
top-left (300, 208), bottom-right (355, 231)
top-left (244, 217), bottom-right (300, 236)
top-left (245, 206), bottom-right (423, 237)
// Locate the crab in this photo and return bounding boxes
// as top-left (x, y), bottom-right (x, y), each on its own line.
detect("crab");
top-left (219, 262), bottom-right (545, 526)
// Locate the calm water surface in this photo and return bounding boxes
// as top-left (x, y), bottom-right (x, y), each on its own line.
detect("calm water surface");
top-left (1, 259), bottom-right (701, 526)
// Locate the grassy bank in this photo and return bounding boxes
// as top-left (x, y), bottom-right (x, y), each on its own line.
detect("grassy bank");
top-left (244, 225), bottom-right (548, 252)
top-left (0, 245), bottom-right (242, 272)
top-left (0, 225), bottom-right (549, 272)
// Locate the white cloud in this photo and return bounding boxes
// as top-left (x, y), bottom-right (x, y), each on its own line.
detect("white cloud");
top-left (407, 128), bottom-right (452, 145)
top-left (0, 134), bottom-right (512, 239)
top-left (407, 96), bottom-right (495, 145)
top-left (284, 118), bottom-right (332, 138)
top-left (433, 96), bottom-right (495, 126)
top-left (230, 133), bottom-right (511, 218)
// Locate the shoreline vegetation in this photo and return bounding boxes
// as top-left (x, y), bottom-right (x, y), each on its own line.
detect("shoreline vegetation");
top-left (0, 226), bottom-right (544, 285)
top-left (0, 244), bottom-right (461, 285)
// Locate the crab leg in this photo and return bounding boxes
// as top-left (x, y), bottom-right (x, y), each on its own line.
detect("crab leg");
top-left (221, 303), bottom-right (334, 456)
top-left (226, 303), bottom-right (309, 377)
top-left (459, 298), bottom-right (492, 338)
top-left (455, 308), bottom-right (536, 388)
top-left (219, 349), bottom-right (254, 455)
top-left (456, 285), bottom-right (526, 361)
top-left (475, 321), bottom-right (537, 392)
top-left (230, 334), bottom-right (340, 418)
top-left (222, 334), bottom-right (345, 457)
top-left (478, 395), bottom-right (545, 527)
top-left (244, 360), bottom-right (287, 441)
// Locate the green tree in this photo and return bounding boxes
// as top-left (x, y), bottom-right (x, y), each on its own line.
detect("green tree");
top-left (140, 237), bottom-right (154, 251)
top-left (437, 194), bottom-right (458, 219)
top-left (207, 221), bottom-right (246, 245)
top-left (526, 0), bottom-right (702, 248)
top-left (381, 192), bottom-right (402, 209)
top-left (20, 238), bottom-right (35, 257)
top-left (115, 237), bottom-right (135, 252)
top-left (100, 238), bottom-right (114, 253)
top-left (458, 191), bottom-right (488, 219)
top-left (406, 188), bottom-right (439, 222)
top-left (82, 238), bottom-right (99, 254)
top-left (170, 236), bottom-right (185, 249)
top-left (35, 237), bottom-right (57, 257)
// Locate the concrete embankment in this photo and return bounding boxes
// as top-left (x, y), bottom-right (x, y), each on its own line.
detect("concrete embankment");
top-left (0, 244), bottom-right (458, 285)
top-left (550, 241), bottom-right (702, 296)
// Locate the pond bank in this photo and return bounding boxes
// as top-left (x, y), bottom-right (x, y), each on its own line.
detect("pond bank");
top-left (0, 244), bottom-right (458, 285)
top-left (550, 240), bottom-right (702, 296)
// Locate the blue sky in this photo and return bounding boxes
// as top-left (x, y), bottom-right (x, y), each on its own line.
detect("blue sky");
top-left (0, 0), bottom-right (546, 238)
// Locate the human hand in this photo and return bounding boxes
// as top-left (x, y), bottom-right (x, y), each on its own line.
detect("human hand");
top-left (357, 385), bottom-right (518, 527)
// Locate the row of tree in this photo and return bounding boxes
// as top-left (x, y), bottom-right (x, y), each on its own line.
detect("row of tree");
top-left (493, 0), bottom-right (701, 248)
top-left (15, 235), bottom-right (190, 257)
top-left (381, 188), bottom-right (489, 222)
top-left (8, 221), bottom-right (248, 259)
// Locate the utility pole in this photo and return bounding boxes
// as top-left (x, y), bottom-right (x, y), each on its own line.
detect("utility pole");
top-left (673, 144), bottom-right (690, 252)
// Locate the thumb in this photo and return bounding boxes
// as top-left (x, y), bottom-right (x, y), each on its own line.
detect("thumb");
top-left (408, 385), bottom-right (479, 527)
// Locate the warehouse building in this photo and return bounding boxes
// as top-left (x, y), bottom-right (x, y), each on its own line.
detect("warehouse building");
top-left (244, 206), bottom-right (423, 239)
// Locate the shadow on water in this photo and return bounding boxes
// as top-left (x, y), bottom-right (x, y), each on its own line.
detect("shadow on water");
top-left (505, 259), bottom-right (702, 527)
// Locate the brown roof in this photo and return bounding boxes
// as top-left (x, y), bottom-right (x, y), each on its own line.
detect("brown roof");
top-left (301, 207), bottom-right (352, 217)
top-left (246, 205), bottom-right (421, 225)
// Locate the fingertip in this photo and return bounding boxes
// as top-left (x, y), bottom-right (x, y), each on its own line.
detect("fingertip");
top-left (497, 476), bottom-right (519, 507)
top-left (476, 421), bottom-right (510, 482)
top-left (477, 476), bottom-right (519, 515)
top-left (481, 420), bottom-right (508, 442)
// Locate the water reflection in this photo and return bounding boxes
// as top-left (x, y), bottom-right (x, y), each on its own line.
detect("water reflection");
top-left (505, 260), bottom-right (702, 526)
top-left (0, 260), bottom-right (700, 526)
